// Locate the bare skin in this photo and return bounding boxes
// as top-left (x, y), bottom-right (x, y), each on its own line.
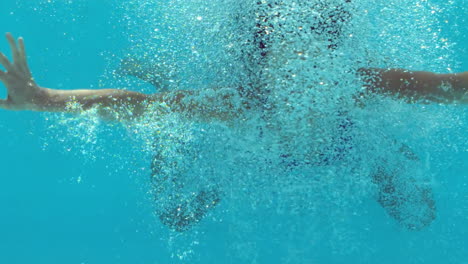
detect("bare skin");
top-left (359, 68), bottom-right (468, 104)
top-left (0, 33), bottom-right (466, 121)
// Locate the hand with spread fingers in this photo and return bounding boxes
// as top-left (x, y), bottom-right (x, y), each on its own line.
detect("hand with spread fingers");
top-left (0, 33), bottom-right (46, 110)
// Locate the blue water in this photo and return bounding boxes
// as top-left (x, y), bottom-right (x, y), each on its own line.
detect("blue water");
top-left (0, 1), bottom-right (467, 263)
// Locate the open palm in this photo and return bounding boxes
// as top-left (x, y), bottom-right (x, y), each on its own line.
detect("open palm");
top-left (0, 33), bottom-right (44, 110)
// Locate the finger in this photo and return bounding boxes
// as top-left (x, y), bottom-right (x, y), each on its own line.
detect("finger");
top-left (6, 33), bottom-right (20, 64)
top-left (0, 69), bottom-right (5, 80)
top-left (18, 37), bottom-right (27, 61)
top-left (17, 37), bottom-right (31, 76)
top-left (0, 52), bottom-right (13, 71)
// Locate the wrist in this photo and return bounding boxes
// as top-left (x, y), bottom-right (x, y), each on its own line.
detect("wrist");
top-left (26, 86), bottom-right (54, 111)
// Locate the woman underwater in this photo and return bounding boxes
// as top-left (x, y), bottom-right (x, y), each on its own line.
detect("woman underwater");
top-left (0, 1), bottom-right (466, 232)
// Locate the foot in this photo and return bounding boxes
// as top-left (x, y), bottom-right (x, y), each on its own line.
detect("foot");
top-left (373, 167), bottom-right (436, 231)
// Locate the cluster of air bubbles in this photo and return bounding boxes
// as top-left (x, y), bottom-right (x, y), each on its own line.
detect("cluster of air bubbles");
top-left (122, 102), bottom-right (197, 169)
top-left (351, 0), bottom-right (456, 71)
top-left (113, 0), bottom-right (250, 90)
top-left (32, 0), bottom-right (466, 259)
top-left (43, 105), bottom-right (102, 161)
top-left (41, 103), bottom-right (163, 184)
top-left (106, 0), bottom-right (464, 252)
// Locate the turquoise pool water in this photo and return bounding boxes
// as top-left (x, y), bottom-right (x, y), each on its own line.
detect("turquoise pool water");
top-left (0, 0), bottom-right (467, 263)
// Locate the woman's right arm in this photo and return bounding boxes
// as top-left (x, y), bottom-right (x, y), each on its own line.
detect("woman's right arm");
top-left (0, 33), bottom-right (244, 121)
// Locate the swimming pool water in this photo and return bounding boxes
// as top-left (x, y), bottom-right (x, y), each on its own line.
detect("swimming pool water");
top-left (0, 1), bottom-right (467, 263)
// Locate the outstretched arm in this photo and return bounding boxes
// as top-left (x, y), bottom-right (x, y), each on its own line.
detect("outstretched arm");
top-left (1, 33), bottom-right (465, 121)
top-left (0, 33), bottom-right (243, 121)
top-left (359, 68), bottom-right (467, 104)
